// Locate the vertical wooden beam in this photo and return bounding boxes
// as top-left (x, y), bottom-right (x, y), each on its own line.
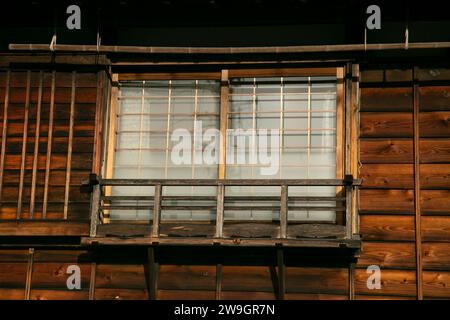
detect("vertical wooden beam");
top-left (215, 264), bottom-right (222, 300)
top-left (103, 74), bottom-right (118, 224)
top-left (42, 71), bottom-right (56, 218)
top-left (17, 71), bottom-right (31, 218)
top-left (215, 183), bottom-right (224, 238)
top-left (63, 71), bottom-right (76, 220)
top-left (351, 64), bottom-right (360, 236)
top-left (89, 262), bottom-right (96, 300)
top-left (0, 71), bottom-right (11, 204)
top-left (29, 71), bottom-right (43, 219)
top-left (279, 184), bottom-right (288, 239)
top-left (147, 247), bottom-right (159, 300)
top-left (152, 184), bottom-right (162, 238)
top-left (90, 183), bottom-right (100, 237)
top-left (345, 181), bottom-right (353, 239)
top-left (218, 70), bottom-right (229, 179)
top-left (92, 71), bottom-right (104, 175)
top-left (348, 262), bottom-right (355, 300)
top-left (24, 248), bottom-right (34, 300)
top-left (413, 70), bottom-right (423, 300)
top-left (335, 67), bottom-right (344, 181)
top-left (277, 248), bottom-right (285, 300)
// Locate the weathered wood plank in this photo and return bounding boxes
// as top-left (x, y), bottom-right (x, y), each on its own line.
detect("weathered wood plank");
top-left (0, 221), bottom-right (89, 236)
top-left (354, 269), bottom-right (416, 297)
top-left (360, 87), bottom-right (412, 112)
top-left (360, 139), bottom-right (413, 163)
top-left (358, 242), bottom-right (416, 269)
top-left (360, 112), bottom-right (412, 138)
top-left (359, 215), bottom-right (415, 241)
top-left (422, 216), bottom-right (450, 242)
top-left (359, 189), bottom-right (414, 214)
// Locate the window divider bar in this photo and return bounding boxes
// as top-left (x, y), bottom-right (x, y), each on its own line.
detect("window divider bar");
top-left (215, 183), bottom-right (225, 238)
top-left (152, 183), bottom-right (162, 238)
top-left (280, 184), bottom-right (288, 239)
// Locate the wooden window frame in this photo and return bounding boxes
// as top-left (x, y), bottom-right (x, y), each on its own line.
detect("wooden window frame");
top-left (103, 67), bottom-right (350, 224)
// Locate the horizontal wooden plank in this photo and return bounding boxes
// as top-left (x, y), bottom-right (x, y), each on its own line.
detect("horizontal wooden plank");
top-left (360, 164), bottom-right (413, 189)
top-left (0, 262), bottom-right (27, 287)
top-left (95, 264), bottom-right (147, 290)
top-left (420, 112), bottom-right (450, 137)
top-left (423, 243), bottom-right (450, 270)
top-left (420, 139), bottom-right (450, 163)
top-left (285, 292), bottom-right (348, 300)
top-left (0, 288), bottom-right (25, 300)
top-left (360, 69), bottom-right (412, 83)
top-left (0, 250), bottom-right (29, 262)
top-left (359, 215), bottom-right (415, 241)
top-left (33, 250), bottom-right (91, 263)
top-left (359, 189), bottom-right (414, 214)
top-left (158, 289), bottom-right (216, 300)
top-left (423, 271), bottom-right (450, 298)
top-left (422, 216), bottom-right (450, 242)
top-left (419, 86), bottom-right (450, 111)
top-left (421, 190), bottom-right (450, 215)
top-left (222, 266), bottom-right (273, 293)
top-left (420, 164), bottom-right (450, 189)
top-left (358, 242), bottom-right (415, 269)
top-left (0, 221), bottom-right (89, 236)
top-left (355, 294), bottom-right (415, 300)
top-left (31, 263), bottom-right (91, 289)
top-left (3, 153), bottom-right (92, 170)
top-left (354, 269), bottom-right (416, 297)
top-left (360, 112), bottom-right (412, 138)
top-left (30, 289), bottom-right (89, 300)
top-left (417, 69), bottom-right (450, 82)
top-left (285, 267), bottom-right (348, 294)
top-left (159, 265), bottom-right (216, 291)
top-left (360, 139), bottom-right (413, 163)
top-left (360, 87), bottom-right (412, 112)
top-left (94, 288), bottom-right (148, 300)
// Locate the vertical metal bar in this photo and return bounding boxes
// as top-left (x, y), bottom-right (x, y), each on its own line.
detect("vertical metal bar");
top-left (17, 71), bottom-right (31, 218)
top-left (29, 71), bottom-right (43, 219)
top-left (152, 184), bottom-right (162, 238)
top-left (0, 71), bottom-right (10, 203)
top-left (215, 183), bottom-right (224, 238)
top-left (89, 183), bottom-right (100, 237)
top-left (215, 264), bottom-right (222, 300)
top-left (63, 71), bottom-right (76, 220)
top-left (280, 184), bottom-right (288, 238)
top-left (277, 248), bottom-right (285, 300)
top-left (147, 247), bottom-right (159, 300)
top-left (413, 73), bottom-right (423, 300)
top-left (89, 262), bottom-right (97, 300)
top-left (42, 71), bottom-right (56, 218)
top-left (25, 248), bottom-right (35, 300)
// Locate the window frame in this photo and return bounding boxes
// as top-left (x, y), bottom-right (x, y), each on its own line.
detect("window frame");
top-left (102, 67), bottom-right (346, 223)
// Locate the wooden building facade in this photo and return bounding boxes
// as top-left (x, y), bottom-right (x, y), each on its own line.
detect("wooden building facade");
top-left (0, 1), bottom-right (450, 301)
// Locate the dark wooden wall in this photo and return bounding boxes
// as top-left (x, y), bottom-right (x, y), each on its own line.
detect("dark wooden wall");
top-left (358, 67), bottom-right (450, 299)
top-left (0, 64), bottom-right (449, 300)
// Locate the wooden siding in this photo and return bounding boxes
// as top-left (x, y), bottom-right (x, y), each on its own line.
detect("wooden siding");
top-left (0, 69), bottom-right (107, 235)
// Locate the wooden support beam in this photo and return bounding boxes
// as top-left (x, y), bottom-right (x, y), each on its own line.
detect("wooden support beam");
top-left (42, 71), bottom-right (56, 218)
top-left (24, 248), bottom-right (34, 300)
top-left (147, 247), bottom-right (159, 300)
top-left (89, 262), bottom-right (96, 300)
top-left (63, 71), bottom-right (76, 220)
top-left (413, 72), bottom-right (423, 300)
top-left (348, 262), bottom-right (355, 300)
top-left (215, 183), bottom-right (225, 238)
top-left (0, 71), bottom-right (10, 205)
top-left (280, 185), bottom-right (288, 239)
top-left (17, 71), bottom-right (31, 219)
top-left (29, 71), bottom-right (43, 219)
top-left (90, 184), bottom-right (100, 237)
top-left (215, 264), bottom-right (222, 300)
top-left (92, 71), bottom-right (105, 175)
top-left (152, 184), bottom-right (162, 238)
top-left (351, 64), bottom-right (360, 235)
top-left (218, 70), bottom-right (229, 180)
top-left (277, 248), bottom-right (285, 300)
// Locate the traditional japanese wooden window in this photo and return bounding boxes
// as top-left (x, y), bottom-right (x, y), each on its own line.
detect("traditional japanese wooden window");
top-left (103, 68), bottom-right (344, 223)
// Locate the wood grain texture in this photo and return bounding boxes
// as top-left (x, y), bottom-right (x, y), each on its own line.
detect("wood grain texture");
top-left (360, 87), bottom-right (412, 112)
top-left (359, 189), bottom-right (414, 214)
top-left (354, 269), bottom-right (416, 297)
top-left (360, 112), bottom-right (412, 138)
top-left (359, 215), bottom-right (415, 241)
top-left (422, 216), bottom-right (450, 241)
top-left (360, 139), bottom-right (413, 163)
top-left (358, 242), bottom-right (416, 269)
